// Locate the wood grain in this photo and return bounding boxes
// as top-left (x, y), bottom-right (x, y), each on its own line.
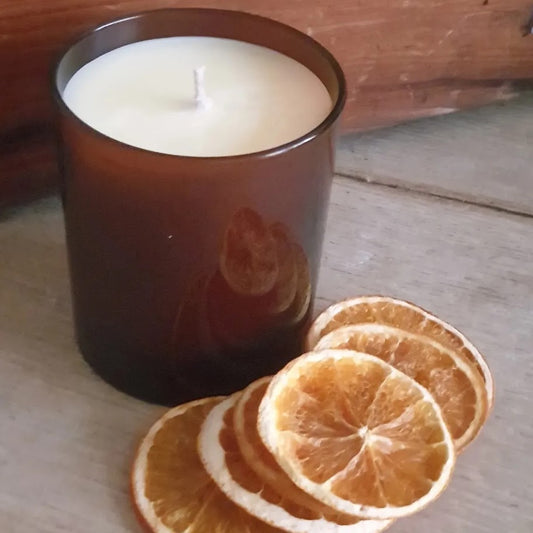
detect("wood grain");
top-left (337, 91), bottom-right (533, 216)
top-left (0, 174), bottom-right (532, 531)
top-left (2, 0), bottom-right (533, 205)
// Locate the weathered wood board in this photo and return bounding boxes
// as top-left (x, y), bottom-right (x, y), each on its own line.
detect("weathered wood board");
top-left (1, 174), bottom-right (532, 531)
top-left (337, 92), bottom-right (533, 216)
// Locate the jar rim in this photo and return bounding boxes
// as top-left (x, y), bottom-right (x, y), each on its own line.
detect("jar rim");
top-left (51, 8), bottom-right (347, 161)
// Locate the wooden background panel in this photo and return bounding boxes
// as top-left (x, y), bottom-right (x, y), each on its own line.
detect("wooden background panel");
top-left (1, 0), bottom-right (533, 205)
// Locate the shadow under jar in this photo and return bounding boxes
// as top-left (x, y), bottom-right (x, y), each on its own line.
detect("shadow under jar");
top-left (53, 8), bottom-right (346, 405)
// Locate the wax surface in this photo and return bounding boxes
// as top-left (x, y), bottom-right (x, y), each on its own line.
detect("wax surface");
top-left (63, 37), bottom-right (332, 157)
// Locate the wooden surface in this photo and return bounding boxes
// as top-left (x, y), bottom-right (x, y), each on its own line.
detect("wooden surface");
top-left (1, 104), bottom-right (533, 531)
top-left (2, 0), bottom-right (533, 205)
top-left (338, 92), bottom-right (533, 216)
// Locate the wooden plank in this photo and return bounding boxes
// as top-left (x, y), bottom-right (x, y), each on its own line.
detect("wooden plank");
top-left (2, 0), bottom-right (533, 205)
top-left (337, 92), bottom-right (533, 216)
top-left (1, 179), bottom-right (532, 531)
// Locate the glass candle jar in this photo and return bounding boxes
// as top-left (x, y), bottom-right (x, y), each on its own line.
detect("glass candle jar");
top-left (53, 8), bottom-right (346, 405)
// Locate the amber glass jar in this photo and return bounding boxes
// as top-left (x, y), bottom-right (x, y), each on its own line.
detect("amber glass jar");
top-left (53, 8), bottom-right (346, 404)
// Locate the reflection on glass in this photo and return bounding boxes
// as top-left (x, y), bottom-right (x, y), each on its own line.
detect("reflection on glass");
top-left (172, 207), bottom-right (311, 393)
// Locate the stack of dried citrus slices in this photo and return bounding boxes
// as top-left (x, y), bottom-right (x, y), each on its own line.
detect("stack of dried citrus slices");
top-left (131, 296), bottom-right (493, 533)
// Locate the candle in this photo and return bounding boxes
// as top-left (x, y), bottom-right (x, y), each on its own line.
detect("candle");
top-left (62, 37), bottom-right (332, 157)
top-left (54, 8), bottom-right (345, 404)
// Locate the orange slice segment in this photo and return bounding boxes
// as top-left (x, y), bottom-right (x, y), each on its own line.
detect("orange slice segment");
top-left (131, 397), bottom-right (283, 533)
top-left (258, 350), bottom-right (456, 520)
top-left (315, 324), bottom-right (487, 451)
top-left (199, 395), bottom-right (392, 533)
top-left (306, 296), bottom-right (494, 411)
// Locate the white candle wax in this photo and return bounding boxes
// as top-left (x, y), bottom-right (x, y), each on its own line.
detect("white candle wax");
top-left (63, 37), bottom-right (332, 157)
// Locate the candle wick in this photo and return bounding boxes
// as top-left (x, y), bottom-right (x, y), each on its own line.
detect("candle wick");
top-left (194, 66), bottom-right (212, 110)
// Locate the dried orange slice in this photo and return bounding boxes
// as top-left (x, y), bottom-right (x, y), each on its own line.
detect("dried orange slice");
top-left (258, 350), bottom-right (456, 520)
top-left (199, 395), bottom-right (392, 533)
top-left (315, 325), bottom-right (487, 451)
top-left (233, 377), bottom-right (313, 505)
top-left (131, 397), bottom-right (283, 533)
top-left (306, 296), bottom-right (494, 411)
top-left (233, 377), bottom-right (371, 523)
top-left (219, 208), bottom-right (278, 296)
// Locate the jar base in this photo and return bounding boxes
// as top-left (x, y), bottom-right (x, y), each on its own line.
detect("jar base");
top-left (76, 326), bottom-right (306, 406)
